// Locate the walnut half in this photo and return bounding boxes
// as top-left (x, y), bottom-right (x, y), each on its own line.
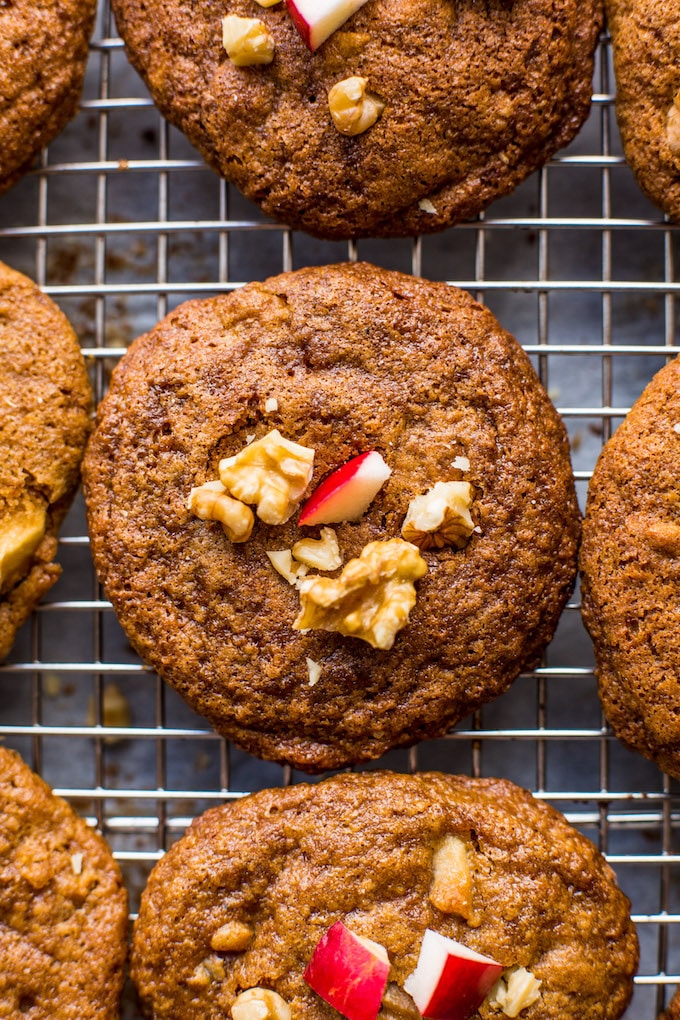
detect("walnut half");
top-left (188, 480), bottom-right (254, 543)
top-left (401, 481), bottom-right (474, 551)
top-left (219, 429), bottom-right (314, 526)
top-left (293, 538), bottom-right (427, 650)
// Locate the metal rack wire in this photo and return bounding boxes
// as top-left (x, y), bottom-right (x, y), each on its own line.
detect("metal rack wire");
top-left (0, 4), bottom-right (678, 1017)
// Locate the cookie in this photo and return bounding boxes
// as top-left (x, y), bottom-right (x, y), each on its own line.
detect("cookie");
top-left (109, 0), bottom-right (603, 239)
top-left (580, 356), bottom-right (680, 778)
top-left (606, 0), bottom-right (680, 221)
top-left (0, 0), bottom-right (97, 194)
top-left (131, 770), bottom-right (638, 1020)
top-left (83, 262), bottom-right (580, 772)
top-left (661, 989), bottom-right (680, 1020)
top-left (0, 260), bottom-right (93, 661)
top-left (0, 746), bottom-right (128, 1018)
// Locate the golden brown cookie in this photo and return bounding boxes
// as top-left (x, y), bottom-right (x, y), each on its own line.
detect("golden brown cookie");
top-left (581, 356), bottom-right (680, 778)
top-left (0, 0), bottom-right (97, 194)
top-left (109, 0), bottom-right (603, 239)
top-left (131, 771), bottom-right (638, 1020)
top-left (606, 0), bottom-right (680, 221)
top-left (83, 262), bottom-right (580, 773)
top-left (0, 260), bottom-right (93, 661)
top-left (0, 746), bottom-right (128, 1018)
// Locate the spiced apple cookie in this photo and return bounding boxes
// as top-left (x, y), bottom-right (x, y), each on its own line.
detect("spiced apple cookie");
top-left (0, 0), bottom-right (97, 194)
top-left (83, 262), bottom-right (580, 772)
top-left (109, 0), bottom-right (603, 239)
top-left (581, 356), bottom-right (680, 778)
top-left (0, 260), bottom-right (92, 661)
top-left (0, 746), bottom-right (128, 1018)
top-left (131, 770), bottom-right (638, 1020)
top-left (606, 0), bottom-right (680, 221)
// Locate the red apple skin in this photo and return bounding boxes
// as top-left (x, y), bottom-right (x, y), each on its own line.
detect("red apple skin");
top-left (420, 954), bottom-right (503, 1020)
top-left (303, 921), bottom-right (390, 1020)
top-left (298, 451), bottom-right (390, 526)
top-left (285, 0), bottom-right (314, 50)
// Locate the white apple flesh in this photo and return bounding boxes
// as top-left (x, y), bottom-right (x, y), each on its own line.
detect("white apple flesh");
top-left (286, 0), bottom-right (370, 51)
top-left (303, 921), bottom-right (390, 1020)
top-left (404, 929), bottom-right (504, 1020)
top-left (298, 451), bottom-right (391, 526)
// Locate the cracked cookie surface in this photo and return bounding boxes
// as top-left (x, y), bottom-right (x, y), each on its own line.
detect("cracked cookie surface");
top-left (0, 746), bottom-right (128, 1019)
top-left (131, 771), bottom-right (638, 1020)
top-left (83, 262), bottom-right (580, 772)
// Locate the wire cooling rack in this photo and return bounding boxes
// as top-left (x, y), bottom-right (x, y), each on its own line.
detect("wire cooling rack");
top-left (1, 4), bottom-right (679, 1017)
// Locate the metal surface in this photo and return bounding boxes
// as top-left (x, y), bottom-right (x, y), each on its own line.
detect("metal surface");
top-left (0, 5), bottom-right (678, 1017)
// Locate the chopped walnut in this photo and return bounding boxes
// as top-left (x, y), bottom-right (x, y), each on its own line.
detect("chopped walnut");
top-left (211, 920), bottom-right (253, 952)
top-left (231, 987), bottom-right (291, 1020)
top-left (70, 852), bottom-right (84, 876)
top-left (188, 955), bottom-right (227, 988)
top-left (306, 657), bottom-right (322, 686)
top-left (328, 76), bottom-right (385, 136)
top-left (222, 15), bottom-right (275, 66)
top-left (429, 834), bottom-right (474, 921)
top-left (294, 538), bottom-right (426, 650)
top-left (0, 500), bottom-right (46, 594)
top-left (292, 527), bottom-right (342, 571)
top-left (219, 430), bottom-right (314, 526)
top-left (266, 549), bottom-right (309, 585)
top-left (264, 397), bottom-right (279, 413)
top-left (418, 198), bottom-right (438, 215)
top-left (188, 480), bottom-right (254, 543)
top-left (668, 91), bottom-right (680, 152)
top-left (488, 966), bottom-right (542, 1017)
top-left (452, 455), bottom-right (470, 472)
top-left (401, 481), bottom-right (474, 551)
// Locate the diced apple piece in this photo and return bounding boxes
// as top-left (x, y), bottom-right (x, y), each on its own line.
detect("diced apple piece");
top-left (403, 929), bottom-right (504, 1020)
top-left (298, 451), bottom-right (391, 526)
top-left (286, 0), bottom-right (370, 52)
top-left (303, 920), bottom-right (390, 1020)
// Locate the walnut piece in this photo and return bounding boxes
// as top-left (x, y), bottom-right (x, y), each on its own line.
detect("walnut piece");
top-left (668, 91), bottom-right (680, 153)
top-left (292, 527), bottom-right (342, 571)
top-left (188, 480), bottom-right (254, 543)
top-left (488, 967), bottom-right (542, 1018)
top-left (0, 500), bottom-right (46, 594)
top-left (429, 834), bottom-right (474, 921)
top-left (401, 481), bottom-right (474, 550)
top-left (219, 430), bottom-right (314, 526)
top-left (294, 538), bottom-right (427, 650)
top-left (211, 920), bottom-right (253, 952)
top-left (231, 988), bottom-right (291, 1020)
top-left (328, 76), bottom-right (385, 136)
top-left (266, 549), bottom-right (309, 585)
top-left (188, 955), bottom-right (226, 988)
top-left (70, 852), bottom-right (84, 876)
top-left (222, 15), bottom-right (275, 66)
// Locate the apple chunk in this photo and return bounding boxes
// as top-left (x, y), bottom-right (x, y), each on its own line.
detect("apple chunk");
top-left (404, 929), bottom-right (504, 1020)
top-left (303, 921), bottom-right (390, 1020)
top-left (286, 0), bottom-right (370, 51)
top-left (298, 451), bottom-right (391, 526)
